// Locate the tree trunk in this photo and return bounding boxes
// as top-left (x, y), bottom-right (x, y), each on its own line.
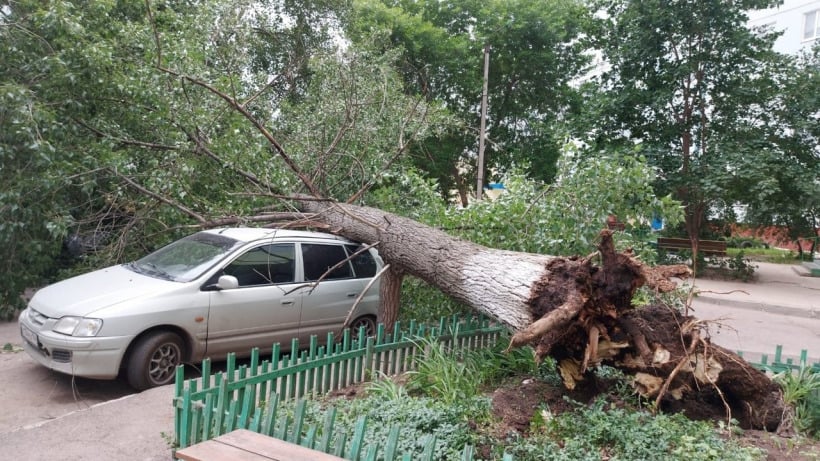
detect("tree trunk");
top-left (379, 265), bottom-right (404, 330)
top-left (296, 198), bottom-right (785, 430)
top-left (299, 197), bottom-right (545, 330)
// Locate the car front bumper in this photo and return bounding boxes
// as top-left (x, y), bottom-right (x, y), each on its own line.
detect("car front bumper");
top-left (19, 309), bottom-right (133, 380)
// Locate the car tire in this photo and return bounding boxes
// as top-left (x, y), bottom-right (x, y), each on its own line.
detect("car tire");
top-left (350, 315), bottom-right (377, 337)
top-left (126, 331), bottom-right (184, 390)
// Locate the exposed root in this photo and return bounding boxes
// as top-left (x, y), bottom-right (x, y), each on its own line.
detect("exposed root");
top-left (640, 263), bottom-right (692, 293)
top-left (581, 323), bottom-right (602, 372)
top-left (653, 329), bottom-right (702, 410)
top-left (618, 317), bottom-right (652, 362)
top-left (508, 291), bottom-right (587, 351)
top-left (698, 339), bottom-right (734, 428)
top-left (516, 230), bottom-right (785, 431)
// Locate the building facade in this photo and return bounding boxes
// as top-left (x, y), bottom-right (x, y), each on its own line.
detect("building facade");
top-left (747, 0), bottom-right (820, 54)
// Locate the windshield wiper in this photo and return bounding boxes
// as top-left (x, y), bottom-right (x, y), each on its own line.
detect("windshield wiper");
top-left (131, 262), bottom-right (175, 281)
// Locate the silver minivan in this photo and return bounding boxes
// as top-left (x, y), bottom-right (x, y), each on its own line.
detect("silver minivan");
top-left (19, 228), bottom-right (381, 389)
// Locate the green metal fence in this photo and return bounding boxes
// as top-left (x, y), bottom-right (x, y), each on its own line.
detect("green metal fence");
top-left (742, 345), bottom-right (820, 375)
top-left (173, 315), bottom-right (508, 459)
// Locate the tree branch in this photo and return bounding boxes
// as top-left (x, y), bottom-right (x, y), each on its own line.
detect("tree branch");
top-left (157, 67), bottom-right (323, 198)
top-left (112, 168), bottom-right (207, 224)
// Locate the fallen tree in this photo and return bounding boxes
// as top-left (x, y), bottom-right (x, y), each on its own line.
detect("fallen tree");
top-left (94, 53), bottom-right (785, 431)
top-left (295, 197), bottom-right (786, 431)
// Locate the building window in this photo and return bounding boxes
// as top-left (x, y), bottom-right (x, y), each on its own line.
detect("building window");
top-left (804, 10), bottom-right (819, 41)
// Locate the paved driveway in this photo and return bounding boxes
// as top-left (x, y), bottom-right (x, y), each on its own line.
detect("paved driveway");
top-left (0, 321), bottom-right (174, 460)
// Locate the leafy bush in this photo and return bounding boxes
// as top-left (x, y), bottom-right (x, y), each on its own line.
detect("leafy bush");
top-left (659, 248), bottom-right (758, 281)
top-left (398, 276), bottom-right (471, 323)
top-left (698, 251), bottom-right (758, 282)
top-left (500, 399), bottom-right (764, 461)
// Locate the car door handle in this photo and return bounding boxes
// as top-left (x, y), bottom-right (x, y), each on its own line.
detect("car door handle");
top-left (346, 292), bottom-right (358, 298)
top-left (281, 299), bottom-right (295, 305)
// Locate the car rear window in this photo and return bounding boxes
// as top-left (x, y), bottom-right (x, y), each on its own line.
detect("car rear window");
top-left (345, 245), bottom-right (377, 278)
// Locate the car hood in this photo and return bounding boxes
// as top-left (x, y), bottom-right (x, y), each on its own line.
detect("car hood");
top-left (29, 264), bottom-right (182, 318)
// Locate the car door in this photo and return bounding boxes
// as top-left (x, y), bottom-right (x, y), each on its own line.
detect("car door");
top-left (206, 242), bottom-right (302, 357)
top-left (297, 242), bottom-right (367, 341)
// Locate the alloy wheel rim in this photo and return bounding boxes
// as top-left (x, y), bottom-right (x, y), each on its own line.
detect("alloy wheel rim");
top-left (149, 342), bottom-right (180, 384)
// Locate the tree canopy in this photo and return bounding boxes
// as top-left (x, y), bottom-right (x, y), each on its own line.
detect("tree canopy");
top-left (1, 0), bottom-right (817, 316)
top-left (0, 0), bottom-right (446, 314)
top-left (347, 0), bottom-right (591, 201)
top-left (588, 0), bottom-right (817, 251)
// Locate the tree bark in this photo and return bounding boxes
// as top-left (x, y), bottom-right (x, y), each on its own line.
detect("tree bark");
top-left (295, 197), bottom-right (786, 430)
top-left (379, 265), bottom-right (404, 330)
top-left (298, 198), bottom-right (546, 330)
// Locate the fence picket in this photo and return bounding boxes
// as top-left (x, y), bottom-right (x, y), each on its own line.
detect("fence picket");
top-left (261, 391), bottom-right (279, 437)
top-left (384, 426), bottom-right (400, 460)
top-left (248, 407), bottom-right (261, 433)
top-left (291, 399), bottom-right (307, 445)
top-left (274, 413), bottom-right (288, 440)
top-left (178, 387), bottom-right (192, 448)
top-left (333, 431), bottom-right (348, 457)
top-left (420, 434), bottom-right (436, 461)
top-left (238, 382), bottom-right (254, 428)
top-left (318, 406), bottom-right (337, 452)
top-left (213, 380), bottom-right (227, 437)
top-left (201, 393), bottom-right (214, 441)
top-left (348, 416), bottom-right (367, 461)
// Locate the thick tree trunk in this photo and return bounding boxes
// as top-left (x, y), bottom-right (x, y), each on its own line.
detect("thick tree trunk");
top-left (379, 265), bottom-right (404, 329)
top-left (296, 198), bottom-right (785, 430)
top-left (299, 197), bottom-right (547, 330)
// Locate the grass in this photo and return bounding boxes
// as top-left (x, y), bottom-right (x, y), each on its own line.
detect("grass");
top-left (1, 342), bottom-right (21, 353)
top-left (727, 247), bottom-right (813, 264)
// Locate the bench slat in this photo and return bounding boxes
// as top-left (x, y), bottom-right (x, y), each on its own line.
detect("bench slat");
top-left (176, 429), bottom-right (346, 461)
top-left (656, 237), bottom-right (727, 256)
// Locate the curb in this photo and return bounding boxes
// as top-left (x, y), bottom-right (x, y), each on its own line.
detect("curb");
top-left (695, 295), bottom-right (819, 319)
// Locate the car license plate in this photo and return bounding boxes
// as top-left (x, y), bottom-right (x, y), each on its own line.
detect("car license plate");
top-left (21, 325), bottom-right (37, 346)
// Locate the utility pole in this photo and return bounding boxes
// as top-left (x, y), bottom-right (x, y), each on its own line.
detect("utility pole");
top-left (476, 43), bottom-right (490, 201)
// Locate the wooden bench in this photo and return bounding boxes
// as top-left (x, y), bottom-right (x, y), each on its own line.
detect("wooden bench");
top-left (176, 429), bottom-right (346, 461)
top-left (656, 237), bottom-right (727, 256)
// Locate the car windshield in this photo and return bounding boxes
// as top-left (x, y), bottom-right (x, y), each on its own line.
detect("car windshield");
top-left (128, 232), bottom-right (242, 282)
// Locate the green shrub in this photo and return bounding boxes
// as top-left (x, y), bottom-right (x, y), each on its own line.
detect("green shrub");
top-left (499, 399), bottom-right (764, 461)
top-left (398, 276), bottom-right (471, 324)
top-left (775, 366), bottom-right (820, 437)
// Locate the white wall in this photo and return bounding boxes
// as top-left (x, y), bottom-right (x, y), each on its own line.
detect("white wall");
top-left (747, 0), bottom-right (820, 54)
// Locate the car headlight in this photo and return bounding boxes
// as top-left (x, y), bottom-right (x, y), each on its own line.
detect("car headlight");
top-left (53, 317), bottom-right (103, 337)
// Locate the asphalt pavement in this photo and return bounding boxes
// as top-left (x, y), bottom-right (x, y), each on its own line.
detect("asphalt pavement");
top-left (0, 261), bottom-right (817, 460)
top-left (687, 262), bottom-right (820, 365)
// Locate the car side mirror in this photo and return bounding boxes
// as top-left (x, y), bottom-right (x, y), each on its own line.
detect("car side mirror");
top-left (215, 275), bottom-right (239, 290)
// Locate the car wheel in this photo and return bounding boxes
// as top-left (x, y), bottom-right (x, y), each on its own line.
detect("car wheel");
top-left (350, 315), bottom-right (377, 337)
top-left (127, 331), bottom-right (184, 390)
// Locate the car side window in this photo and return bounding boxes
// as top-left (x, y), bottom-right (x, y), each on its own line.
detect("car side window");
top-left (345, 245), bottom-right (377, 278)
top-left (301, 243), bottom-right (352, 281)
top-left (223, 243), bottom-right (295, 287)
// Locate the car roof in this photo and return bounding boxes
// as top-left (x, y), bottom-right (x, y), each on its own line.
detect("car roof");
top-left (201, 227), bottom-right (355, 245)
